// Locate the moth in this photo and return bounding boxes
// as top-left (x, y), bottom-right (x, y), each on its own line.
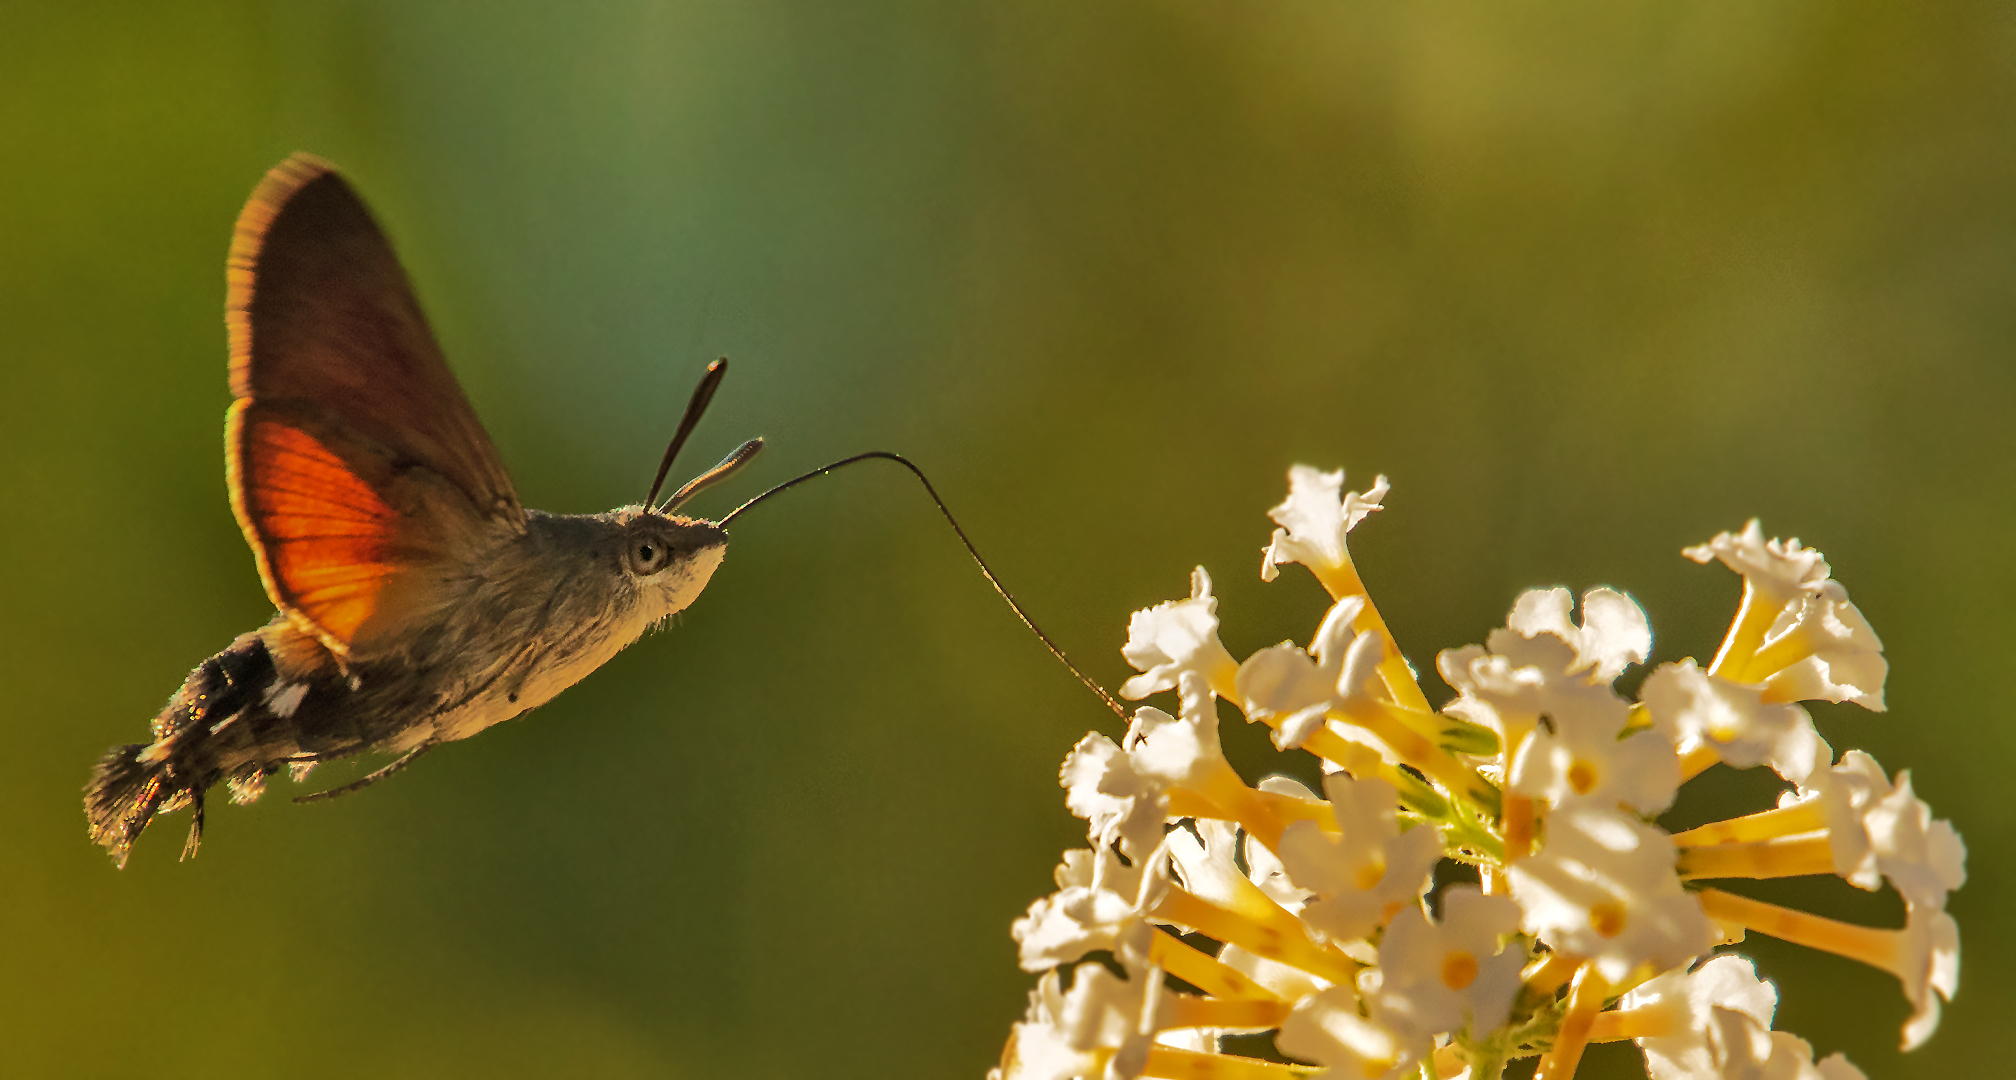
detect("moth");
top-left (87, 155), bottom-right (1123, 869)
top-left (86, 154), bottom-right (765, 867)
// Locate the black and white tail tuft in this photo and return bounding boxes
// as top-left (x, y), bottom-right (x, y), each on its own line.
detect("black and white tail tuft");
top-left (85, 744), bottom-right (206, 868)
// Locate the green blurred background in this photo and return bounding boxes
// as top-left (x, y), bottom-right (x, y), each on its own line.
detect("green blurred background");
top-left (2, 4), bottom-right (2009, 1077)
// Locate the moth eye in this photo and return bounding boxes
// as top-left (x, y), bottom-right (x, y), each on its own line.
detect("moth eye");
top-left (626, 538), bottom-right (670, 576)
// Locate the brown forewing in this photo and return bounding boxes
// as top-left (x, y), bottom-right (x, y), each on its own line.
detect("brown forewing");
top-left (225, 154), bottom-right (524, 658)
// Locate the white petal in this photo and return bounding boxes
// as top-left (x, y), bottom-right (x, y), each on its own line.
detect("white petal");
top-left (1763, 652), bottom-right (1888, 712)
top-left (1896, 906), bottom-right (1960, 1051)
top-left (1309, 594), bottom-right (1369, 670)
top-left (1505, 586), bottom-right (1651, 680)
top-left (1128, 693), bottom-right (1226, 790)
top-left (1260, 467), bottom-right (1388, 582)
top-left (1684, 519), bottom-right (1833, 601)
top-left (1277, 985), bottom-right (1420, 1080)
top-left (1273, 705), bottom-right (1332, 751)
top-left (1576, 588), bottom-right (1654, 678)
top-left (1816, 1053), bottom-right (1870, 1080)
top-left (1120, 570), bottom-right (1235, 700)
top-left (1237, 644), bottom-right (1334, 722)
top-left (1333, 624), bottom-right (1389, 703)
top-left (1062, 732), bottom-right (1168, 858)
top-left (1642, 659), bottom-right (1824, 782)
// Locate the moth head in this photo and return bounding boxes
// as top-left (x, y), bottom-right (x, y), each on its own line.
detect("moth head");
top-left (613, 508), bottom-right (729, 623)
top-left (609, 361), bottom-right (758, 627)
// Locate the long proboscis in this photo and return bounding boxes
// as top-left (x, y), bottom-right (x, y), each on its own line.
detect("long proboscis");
top-left (720, 452), bottom-right (1130, 721)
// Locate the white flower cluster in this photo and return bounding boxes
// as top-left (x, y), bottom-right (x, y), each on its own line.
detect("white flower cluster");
top-left (993, 467), bottom-right (1964, 1080)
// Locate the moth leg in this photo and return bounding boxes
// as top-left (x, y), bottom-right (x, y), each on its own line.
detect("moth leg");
top-left (180, 788), bottom-right (206, 861)
top-left (226, 767), bottom-right (269, 805)
top-left (294, 742), bottom-right (436, 804)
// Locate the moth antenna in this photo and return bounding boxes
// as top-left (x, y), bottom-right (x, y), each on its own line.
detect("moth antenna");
top-left (662, 437), bottom-right (765, 512)
top-left (721, 452), bottom-right (1130, 721)
top-left (643, 358), bottom-right (730, 509)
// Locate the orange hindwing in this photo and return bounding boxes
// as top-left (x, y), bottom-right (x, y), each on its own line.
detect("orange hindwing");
top-left (224, 154), bottom-right (524, 658)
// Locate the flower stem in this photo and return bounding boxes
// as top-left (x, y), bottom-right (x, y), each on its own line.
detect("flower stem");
top-left (1142, 1046), bottom-right (1315, 1079)
top-left (1677, 834), bottom-right (1835, 881)
top-left (1306, 556), bottom-right (1435, 716)
top-left (1214, 682), bottom-right (1456, 823)
top-left (1677, 744), bottom-right (1721, 783)
top-left (1162, 995), bottom-right (1295, 1030)
top-left (1533, 965), bottom-right (1607, 1080)
top-left (1502, 794), bottom-right (1535, 863)
top-left (1586, 1004), bottom-right (1673, 1043)
top-left (1671, 801), bottom-right (1828, 847)
top-left (1153, 886), bottom-right (1360, 984)
top-left (1149, 928), bottom-right (1281, 1001)
top-left (1708, 580), bottom-right (1783, 683)
top-left (1695, 888), bottom-right (1903, 977)
top-left (1459, 1042), bottom-right (1509, 1080)
top-left (1181, 760), bottom-right (1292, 852)
top-left (1520, 951), bottom-right (1580, 1001)
top-left (1335, 699), bottom-right (1502, 817)
top-left (1744, 627), bottom-right (1819, 687)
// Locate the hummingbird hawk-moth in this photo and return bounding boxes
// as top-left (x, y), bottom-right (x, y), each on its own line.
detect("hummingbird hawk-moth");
top-left (85, 154), bottom-right (764, 867)
top-left (86, 154), bottom-right (1125, 869)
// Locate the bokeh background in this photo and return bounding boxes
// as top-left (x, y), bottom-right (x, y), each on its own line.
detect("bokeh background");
top-left (2, 4), bottom-right (2010, 1077)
